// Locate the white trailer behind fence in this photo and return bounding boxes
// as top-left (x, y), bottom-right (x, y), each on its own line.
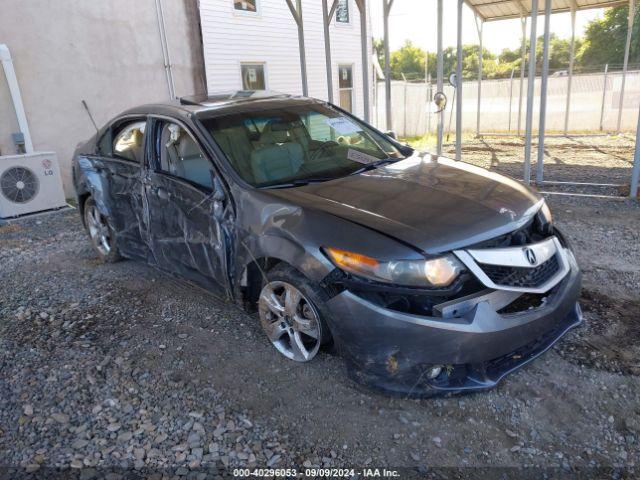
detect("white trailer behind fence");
top-left (374, 71), bottom-right (640, 138)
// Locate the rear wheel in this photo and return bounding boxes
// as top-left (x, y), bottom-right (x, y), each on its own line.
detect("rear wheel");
top-left (83, 197), bottom-right (121, 263)
top-left (258, 264), bottom-right (332, 362)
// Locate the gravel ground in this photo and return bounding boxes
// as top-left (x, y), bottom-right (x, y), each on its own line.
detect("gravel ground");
top-left (1, 137), bottom-right (639, 478)
top-left (440, 134), bottom-right (638, 197)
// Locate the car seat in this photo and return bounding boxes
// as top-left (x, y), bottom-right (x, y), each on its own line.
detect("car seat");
top-left (161, 126), bottom-right (212, 188)
top-left (250, 122), bottom-right (304, 184)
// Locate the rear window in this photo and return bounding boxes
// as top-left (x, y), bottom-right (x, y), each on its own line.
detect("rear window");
top-left (113, 121), bottom-right (146, 163)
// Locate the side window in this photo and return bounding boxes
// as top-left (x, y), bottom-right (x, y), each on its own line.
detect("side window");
top-left (113, 121), bottom-right (146, 163)
top-left (234, 0), bottom-right (257, 13)
top-left (336, 0), bottom-right (349, 23)
top-left (241, 63), bottom-right (266, 90)
top-left (338, 65), bottom-right (354, 113)
top-left (97, 130), bottom-right (112, 156)
top-left (157, 122), bottom-right (215, 189)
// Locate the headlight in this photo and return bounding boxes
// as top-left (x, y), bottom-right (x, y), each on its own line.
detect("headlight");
top-left (536, 200), bottom-right (553, 234)
top-left (540, 201), bottom-right (553, 224)
top-left (325, 247), bottom-right (463, 288)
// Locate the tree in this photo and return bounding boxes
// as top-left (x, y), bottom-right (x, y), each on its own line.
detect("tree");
top-left (373, 6), bottom-right (638, 83)
top-left (499, 46), bottom-right (522, 64)
top-left (579, 5), bottom-right (640, 68)
top-left (534, 34), bottom-right (582, 72)
top-left (389, 40), bottom-right (428, 81)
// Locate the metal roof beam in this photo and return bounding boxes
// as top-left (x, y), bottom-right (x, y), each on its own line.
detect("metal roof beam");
top-left (463, 0), bottom-right (486, 21)
top-left (516, 1), bottom-right (528, 15)
top-left (467, 0), bottom-right (630, 22)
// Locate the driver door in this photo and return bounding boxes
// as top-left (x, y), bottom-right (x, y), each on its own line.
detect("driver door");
top-left (143, 118), bottom-right (230, 292)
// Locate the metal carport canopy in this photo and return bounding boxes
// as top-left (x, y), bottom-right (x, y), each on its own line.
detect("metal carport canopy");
top-left (464, 0), bottom-right (629, 21)
top-left (460, 0), bottom-right (639, 198)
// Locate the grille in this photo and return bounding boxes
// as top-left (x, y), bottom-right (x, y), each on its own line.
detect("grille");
top-left (1, 167), bottom-right (39, 204)
top-left (479, 254), bottom-right (560, 289)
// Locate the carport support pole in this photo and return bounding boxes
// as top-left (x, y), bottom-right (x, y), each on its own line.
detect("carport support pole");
top-left (508, 68), bottom-right (515, 132)
top-left (631, 106), bottom-right (640, 198)
top-left (616, 0), bottom-right (636, 134)
top-left (455, 0), bottom-right (463, 161)
top-left (322, 0), bottom-right (339, 103)
top-left (564, 7), bottom-right (577, 135)
top-left (355, 0), bottom-right (370, 122)
top-left (383, 0), bottom-right (394, 131)
top-left (536, 0), bottom-right (552, 185)
top-left (523, 1), bottom-right (539, 184)
top-left (517, 16), bottom-right (527, 136)
top-left (437, 0), bottom-right (444, 155)
top-left (476, 16), bottom-right (484, 138)
top-left (285, 0), bottom-right (308, 96)
top-left (600, 64), bottom-right (609, 131)
top-left (426, 55), bottom-right (432, 134)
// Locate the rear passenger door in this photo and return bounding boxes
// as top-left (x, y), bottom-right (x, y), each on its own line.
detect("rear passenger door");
top-left (143, 118), bottom-right (230, 292)
top-left (88, 118), bottom-right (148, 259)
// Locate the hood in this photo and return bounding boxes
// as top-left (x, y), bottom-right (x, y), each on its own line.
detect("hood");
top-left (267, 153), bottom-right (542, 254)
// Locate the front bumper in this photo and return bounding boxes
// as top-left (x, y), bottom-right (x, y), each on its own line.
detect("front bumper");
top-left (325, 250), bottom-right (582, 397)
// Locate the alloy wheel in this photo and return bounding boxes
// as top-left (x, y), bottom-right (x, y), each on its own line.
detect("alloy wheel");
top-left (85, 204), bottom-right (112, 256)
top-left (258, 281), bottom-right (321, 362)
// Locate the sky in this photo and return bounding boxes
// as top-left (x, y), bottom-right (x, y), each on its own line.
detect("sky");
top-left (369, 1), bottom-right (603, 55)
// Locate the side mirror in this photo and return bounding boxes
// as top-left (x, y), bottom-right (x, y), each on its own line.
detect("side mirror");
top-left (211, 175), bottom-right (227, 221)
top-left (448, 73), bottom-right (458, 88)
top-left (433, 92), bottom-right (448, 113)
top-left (212, 174), bottom-right (226, 202)
top-left (385, 131), bottom-right (397, 139)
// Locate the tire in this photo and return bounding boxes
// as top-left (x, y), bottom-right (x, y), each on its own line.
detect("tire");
top-left (258, 263), bottom-right (333, 362)
top-left (83, 196), bottom-right (121, 263)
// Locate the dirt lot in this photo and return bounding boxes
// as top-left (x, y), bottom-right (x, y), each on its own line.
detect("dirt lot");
top-left (438, 134), bottom-right (638, 197)
top-left (1, 137), bottom-right (639, 478)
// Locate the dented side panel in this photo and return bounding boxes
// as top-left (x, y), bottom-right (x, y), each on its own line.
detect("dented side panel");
top-left (144, 172), bottom-right (233, 298)
top-left (75, 155), bottom-right (147, 260)
top-left (75, 142), bottom-right (235, 299)
top-left (229, 185), bottom-right (425, 295)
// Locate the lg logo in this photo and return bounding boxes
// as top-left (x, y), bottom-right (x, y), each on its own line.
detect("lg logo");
top-left (41, 158), bottom-right (54, 177)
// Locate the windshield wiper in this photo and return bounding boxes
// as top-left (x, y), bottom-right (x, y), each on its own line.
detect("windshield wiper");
top-left (350, 158), bottom-right (399, 175)
top-left (261, 159), bottom-right (400, 189)
top-left (260, 177), bottom-right (337, 189)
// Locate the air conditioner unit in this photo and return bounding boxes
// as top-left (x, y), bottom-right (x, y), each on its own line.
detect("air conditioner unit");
top-left (0, 152), bottom-right (67, 219)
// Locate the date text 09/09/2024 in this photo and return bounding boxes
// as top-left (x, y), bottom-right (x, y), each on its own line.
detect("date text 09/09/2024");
top-left (232, 468), bottom-right (401, 477)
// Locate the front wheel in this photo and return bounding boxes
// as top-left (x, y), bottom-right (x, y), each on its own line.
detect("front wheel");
top-left (258, 264), bottom-right (332, 362)
top-left (83, 197), bottom-right (121, 263)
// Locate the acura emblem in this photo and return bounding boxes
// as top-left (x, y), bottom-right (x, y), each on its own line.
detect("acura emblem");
top-left (524, 248), bottom-right (537, 266)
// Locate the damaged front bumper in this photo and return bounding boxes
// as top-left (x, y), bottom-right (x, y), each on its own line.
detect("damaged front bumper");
top-left (325, 244), bottom-right (582, 397)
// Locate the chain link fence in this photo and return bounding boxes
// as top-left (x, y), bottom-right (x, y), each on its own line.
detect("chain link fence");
top-left (373, 70), bottom-right (640, 138)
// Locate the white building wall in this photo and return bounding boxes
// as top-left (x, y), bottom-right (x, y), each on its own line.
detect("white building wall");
top-left (199, 0), bottom-right (372, 120)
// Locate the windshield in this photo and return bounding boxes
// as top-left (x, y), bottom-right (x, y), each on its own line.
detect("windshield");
top-left (201, 102), bottom-right (403, 188)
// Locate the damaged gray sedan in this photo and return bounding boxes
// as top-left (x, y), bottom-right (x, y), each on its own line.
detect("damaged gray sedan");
top-left (73, 91), bottom-right (582, 396)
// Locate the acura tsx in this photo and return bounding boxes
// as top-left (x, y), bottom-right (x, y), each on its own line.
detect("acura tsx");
top-left (72, 91), bottom-right (582, 396)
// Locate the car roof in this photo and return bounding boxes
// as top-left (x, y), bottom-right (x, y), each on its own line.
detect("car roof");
top-left (119, 91), bottom-right (325, 121)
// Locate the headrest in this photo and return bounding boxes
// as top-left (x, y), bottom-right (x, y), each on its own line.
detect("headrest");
top-left (260, 122), bottom-right (291, 144)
